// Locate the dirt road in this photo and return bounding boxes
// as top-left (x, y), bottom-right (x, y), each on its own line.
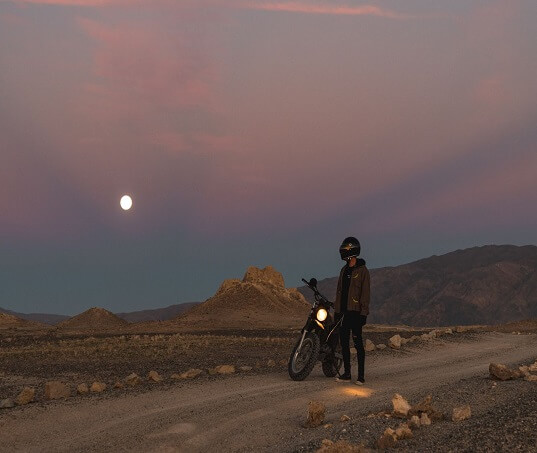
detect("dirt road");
top-left (2, 332), bottom-right (536, 452)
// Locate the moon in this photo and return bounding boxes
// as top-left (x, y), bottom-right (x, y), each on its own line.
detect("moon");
top-left (120, 195), bottom-right (133, 211)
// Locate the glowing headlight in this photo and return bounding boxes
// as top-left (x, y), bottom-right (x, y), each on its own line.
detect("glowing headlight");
top-left (316, 308), bottom-right (328, 322)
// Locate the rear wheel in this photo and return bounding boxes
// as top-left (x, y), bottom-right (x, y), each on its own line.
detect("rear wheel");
top-left (288, 332), bottom-right (320, 381)
top-left (322, 351), bottom-right (343, 377)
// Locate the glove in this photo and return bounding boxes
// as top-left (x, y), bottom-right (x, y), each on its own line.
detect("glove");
top-left (359, 315), bottom-right (367, 326)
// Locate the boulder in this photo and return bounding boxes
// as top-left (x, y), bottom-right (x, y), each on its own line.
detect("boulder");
top-left (0, 398), bottom-right (15, 409)
top-left (77, 383), bottom-right (89, 394)
top-left (388, 335), bottom-right (402, 349)
top-left (395, 423), bottom-right (413, 439)
top-left (215, 365), bottom-right (235, 375)
top-left (306, 401), bottom-right (325, 428)
top-left (148, 371), bottom-right (162, 382)
top-left (125, 373), bottom-right (141, 387)
top-left (452, 405), bottom-right (471, 422)
top-left (409, 415), bottom-right (421, 429)
top-left (179, 368), bottom-right (204, 379)
top-left (392, 393), bottom-right (411, 417)
top-left (489, 363), bottom-right (521, 381)
top-left (364, 339), bottom-right (375, 352)
top-left (90, 382), bottom-right (106, 393)
top-left (16, 387), bottom-right (35, 405)
top-left (44, 381), bottom-right (71, 400)
top-left (376, 344), bottom-right (387, 350)
top-left (377, 428), bottom-right (397, 449)
top-left (420, 413), bottom-right (431, 426)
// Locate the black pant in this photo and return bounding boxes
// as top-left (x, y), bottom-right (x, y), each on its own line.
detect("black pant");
top-left (337, 312), bottom-right (365, 380)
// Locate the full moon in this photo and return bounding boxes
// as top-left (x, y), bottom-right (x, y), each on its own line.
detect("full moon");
top-left (120, 195), bottom-right (133, 211)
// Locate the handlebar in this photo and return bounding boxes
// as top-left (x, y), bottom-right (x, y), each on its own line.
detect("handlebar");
top-left (301, 277), bottom-right (333, 307)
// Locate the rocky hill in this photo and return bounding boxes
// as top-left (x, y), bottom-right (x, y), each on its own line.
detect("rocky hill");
top-left (116, 302), bottom-right (199, 323)
top-left (0, 307), bottom-right (69, 325)
top-left (0, 312), bottom-right (47, 330)
top-left (299, 245), bottom-right (537, 327)
top-left (57, 307), bottom-right (129, 331)
top-left (173, 266), bottom-right (310, 329)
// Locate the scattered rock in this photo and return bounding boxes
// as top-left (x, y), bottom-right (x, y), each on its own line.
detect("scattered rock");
top-left (279, 359), bottom-right (287, 367)
top-left (306, 401), bottom-right (326, 428)
top-left (519, 366), bottom-right (530, 376)
top-left (148, 370), bottom-right (162, 382)
top-left (323, 423), bottom-right (333, 429)
top-left (420, 413), bottom-right (431, 426)
top-left (77, 383), bottom-right (89, 394)
top-left (409, 415), bottom-right (421, 428)
top-left (317, 439), bottom-right (365, 452)
top-left (364, 339), bottom-right (375, 352)
top-left (392, 393), bottom-right (411, 417)
top-left (15, 387), bottom-right (35, 405)
top-left (376, 344), bottom-right (387, 350)
top-left (90, 382), bottom-right (107, 393)
top-left (267, 359), bottom-right (276, 367)
top-left (408, 394), bottom-right (444, 420)
top-left (452, 405), bottom-right (472, 422)
top-left (239, 366), bottom-right (253, 372)
top-left (489, 363), bottom-right (521, 381)
top-left (444, 328), bottom-right (453, 334)
top-left (420, 333), bottom-right (432, 341)
top-left (215, 364), bottom-right (235, 375)
top-left (114, 380), bottom-right (125, 389)
top-left (44, 381), bottom-right (71, 400)
top-left (179, 368), bottom-right (204, 379)
top-left (340, 414), bottom-right (350, 422)
top-left (529, 362), bottom-right (537, 372)
top-left (525, 374), bottom-right (537, 382)
top-left (0, 398), bottom-right (15, 409)
top-left (377, 428), bottom-right (397, 449)
top-left (400, 338), bottom-right (409, 345)
top-left (388, 335), bottom-right (402, 349)
top-left (395, 423), bottom-right (413, 439)
top-left (125, 373), bottom-right (141, 387)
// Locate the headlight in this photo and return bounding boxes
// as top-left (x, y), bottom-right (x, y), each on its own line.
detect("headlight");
top-left (316, 308), bottom-right (328, 322)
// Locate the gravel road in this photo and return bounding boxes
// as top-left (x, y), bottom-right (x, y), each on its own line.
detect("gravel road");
top-left (1, 332), bottom-right (536, 452)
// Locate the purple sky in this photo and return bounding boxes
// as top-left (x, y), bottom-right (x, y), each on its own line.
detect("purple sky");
top-left (1, 0), bottom-right (536, 315)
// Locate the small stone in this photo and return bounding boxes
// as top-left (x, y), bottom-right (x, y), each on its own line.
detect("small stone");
top-left (392, 393), bottom-right (411, 417)
top-left (377, 428), bottom-right (397, 449)
top-left (279, 359), bottom-right (287, 367)
top-left (420, 413), bottom-right (431, 426)
top-left (113, 380), bottom-right (125, 389)
top-left (321, 439), bottom-right (333, 447)
top-left (519, 366), bottom-right (530, 376)
top-left (306, 401), bottom-right (325, 428)
top-left (16, 387), bottom-right (35, 405)
top-left (409, 415), bottom-right (420, 428)
top-left (125, 373), bottom-right (141, 386)
top-left (323, 423), bottom-right (333, 429)
top-left (239, 366), bottom-right (253, 372)
top-left (90, 381), bottom-right (107, 393)
top-left (44, 381), bottom-right (71, 400)
top-left (215, 365), bottom-right (235, 375)
top-left (395, 423), bottom-right (413, 439)
top-left (340, 414), bottom-right (350, 422)
top-left (376, 344), bottom-right (387, 350)
top-left (179, 368), bottom-right (204, 379)
top-left (0, 398), bottom-right (15, 409)
top-left (389, 335), bottom-right (402, 349)
top-left (452, 405), bottom-right (471, 422)
top-left (525, 374), bottom-right (537, 382)
top-left (400, 338), bottom-right (409, 345)
top-left (77, 383), bottom-right (89, 394)
top-left (148, 370), bottom-right (162, 382)
top-left (364, 339), bottom-right (375, 352)
top-left (267, 359), bottom-right (276, 367)
top-left (444, 328), bottom-right (453, 334)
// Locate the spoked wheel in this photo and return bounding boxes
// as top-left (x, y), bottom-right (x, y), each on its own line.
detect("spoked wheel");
top-left (322, 350), bottom-right (343, 377)
top-left (288, 332), bottom-right (320, 381)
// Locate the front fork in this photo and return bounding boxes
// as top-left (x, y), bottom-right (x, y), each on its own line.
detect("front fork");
top-left (294, 330), bottom-right (308, 360)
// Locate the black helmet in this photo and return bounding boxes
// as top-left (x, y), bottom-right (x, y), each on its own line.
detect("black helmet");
top-left (339, 237), bottom-right (361, 260)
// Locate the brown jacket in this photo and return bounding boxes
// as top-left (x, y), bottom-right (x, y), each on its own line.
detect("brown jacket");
top-left (334, 262), bottom-right (371, 315)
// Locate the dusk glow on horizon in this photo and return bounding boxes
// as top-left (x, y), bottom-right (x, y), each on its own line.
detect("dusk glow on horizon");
top-left (1, 0), bottom-right (536, 315)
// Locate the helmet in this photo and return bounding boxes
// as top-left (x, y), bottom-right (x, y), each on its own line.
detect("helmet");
top-left (339, 237), bottom-right (361, 260)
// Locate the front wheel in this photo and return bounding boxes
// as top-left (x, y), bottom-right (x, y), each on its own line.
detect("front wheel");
top-left (288, 332), bottom-right (321, 381)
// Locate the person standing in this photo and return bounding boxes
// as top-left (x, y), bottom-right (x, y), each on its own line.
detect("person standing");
top-left (334, 237), bottom-right (370, 385)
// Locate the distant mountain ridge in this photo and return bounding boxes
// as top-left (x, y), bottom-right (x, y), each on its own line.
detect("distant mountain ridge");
top-left (298, 244), bottom-right (537, 327)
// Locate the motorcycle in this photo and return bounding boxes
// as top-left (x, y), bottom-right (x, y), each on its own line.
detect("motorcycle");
top-left (288, 278), bottom-right (343, 381)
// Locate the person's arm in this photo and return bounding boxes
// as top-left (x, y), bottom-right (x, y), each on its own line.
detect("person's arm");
top-left (360, 267), bottom-right (370, 316)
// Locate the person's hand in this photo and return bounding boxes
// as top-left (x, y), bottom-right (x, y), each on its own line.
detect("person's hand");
top-left (359, 315), bottom-right (367, 326)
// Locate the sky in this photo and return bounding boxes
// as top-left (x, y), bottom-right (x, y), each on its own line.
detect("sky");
top-left (1, 0), bottom-right (536, 315)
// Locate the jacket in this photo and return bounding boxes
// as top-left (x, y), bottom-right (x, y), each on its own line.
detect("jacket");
top-left (334, 260), bottom-right (370, 315)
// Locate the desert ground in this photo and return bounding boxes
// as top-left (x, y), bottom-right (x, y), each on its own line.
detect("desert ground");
top-left (1, 325), bottom-right (537, 452)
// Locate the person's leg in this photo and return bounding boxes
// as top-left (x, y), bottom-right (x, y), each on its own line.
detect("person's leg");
top-left (339, 317), bottom-right (351, 378)
top-left (352, 320), bottom-right (365, 382)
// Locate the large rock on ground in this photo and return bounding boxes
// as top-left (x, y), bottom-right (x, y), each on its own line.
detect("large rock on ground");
top-left (16, 387), bottom-right (35, 405)
top-left (377, 428), bottom-right (397, 449)
top-left (364, 339), bottom-right (375, 352)
top-left (489, 363), bottom-right (522, 380)
top-left (392, 393), bottom-right (411, 417)
top-left (395, 423), bottom-right (413, 439)
top-left (452, 405), bottom-right (472, 422)
top-left (388, 335), bottom-right (402, 349)
top-left (409, 394), bottom-right (444, 421)
top-left (306, 401), bottom-right (325, 428)
top-left (45, 381), bottom-right (71, 400)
